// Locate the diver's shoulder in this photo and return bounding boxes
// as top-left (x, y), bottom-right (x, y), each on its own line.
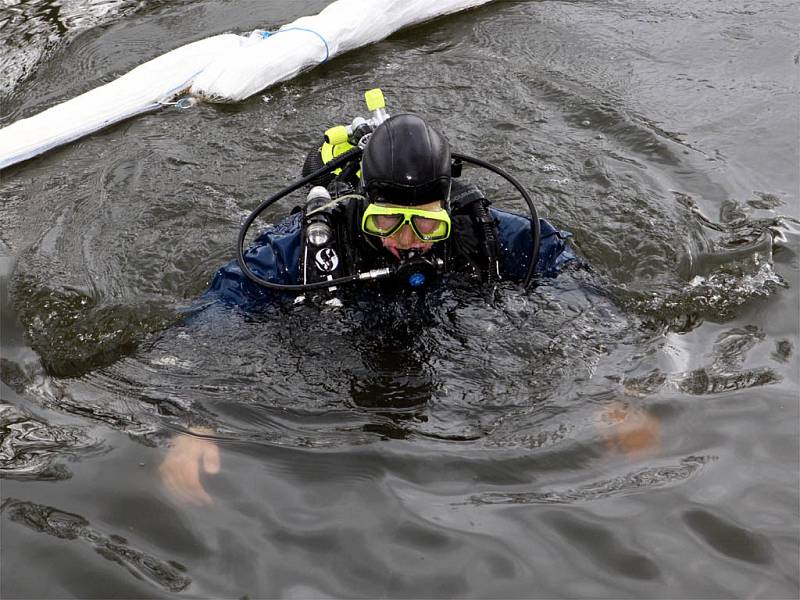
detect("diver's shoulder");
top-left (253, 211), bottom-right (303, 243)
top-left (488, 207), bottom-right (581, 278)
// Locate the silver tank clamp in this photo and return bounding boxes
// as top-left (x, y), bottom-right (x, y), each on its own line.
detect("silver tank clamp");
top-left (301, 186), bottom-right (343, 295)
top-left (304, 186), bottom-right (334, 246)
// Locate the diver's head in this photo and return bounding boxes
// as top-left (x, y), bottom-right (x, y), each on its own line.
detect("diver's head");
top-left (361, 114), bottom-right (452, 206)
top-left (360, 114), bottom-right (452, 259)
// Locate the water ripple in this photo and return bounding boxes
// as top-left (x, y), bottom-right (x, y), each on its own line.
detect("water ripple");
top-left (2, 498), bottom-right (191, 592)
top-left (0, 401), bottom-right (103, 480)
top-left (0, 0), bottom-right (148, 98)
top-left (683, 508), bottom-right (774, 565)
top-left (467, 456), bottom-right (714, 505)
top-left (623, 325), bottom-right (783, 396)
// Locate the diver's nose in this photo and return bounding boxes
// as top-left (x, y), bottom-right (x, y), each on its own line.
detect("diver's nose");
top-left (394, 223), bottom-right (416, 247)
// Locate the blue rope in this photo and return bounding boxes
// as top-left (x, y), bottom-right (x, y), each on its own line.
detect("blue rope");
top-left (261, 27), bottom-right (330, 62)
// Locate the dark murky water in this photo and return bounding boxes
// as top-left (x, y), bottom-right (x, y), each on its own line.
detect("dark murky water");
top-left (1, 0), bottom-right (798, 597)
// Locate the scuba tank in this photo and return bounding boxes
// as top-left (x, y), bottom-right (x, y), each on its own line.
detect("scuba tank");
top-left (301, 88), bottom-right (389, 188)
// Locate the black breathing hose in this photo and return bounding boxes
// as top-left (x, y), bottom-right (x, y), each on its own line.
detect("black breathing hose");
top-left (451, 152), bottom-right (540, 288)
top-left (236, 147), bottom-right (367, 292)
top-left (237, 147), bottom-right (541, 292)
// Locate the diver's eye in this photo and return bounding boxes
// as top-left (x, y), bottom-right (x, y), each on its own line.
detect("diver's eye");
top-left (373, 214), bottom-right (402, 232)
top-left (412, 216), bottom-right (440, 234)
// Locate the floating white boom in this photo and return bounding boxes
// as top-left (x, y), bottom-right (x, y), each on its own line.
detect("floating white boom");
top-left (0, 0), bottom-right (493, 170)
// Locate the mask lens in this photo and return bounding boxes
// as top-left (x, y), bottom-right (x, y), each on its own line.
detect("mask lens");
top-left (362, 205), bottom-right (451, 242)
top-left (365, 213), bottom-right (402, 235)
top-left (411, 215), bottom-right (448, 240)
top-left (412, 216), bottom-right (443, 234)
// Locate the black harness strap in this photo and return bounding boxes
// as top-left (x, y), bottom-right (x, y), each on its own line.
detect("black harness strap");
top-left (448, 182), bottom-right (500, 283)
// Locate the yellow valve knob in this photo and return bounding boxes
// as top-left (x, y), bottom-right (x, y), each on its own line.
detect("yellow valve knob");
top-left (365, 88), bottom-right (385, 112)
top-left (324, 125), bottom-right (348, 145)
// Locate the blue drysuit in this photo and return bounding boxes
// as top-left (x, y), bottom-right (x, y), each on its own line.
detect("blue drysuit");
top-left (204, 207), bottom-right (576, 308)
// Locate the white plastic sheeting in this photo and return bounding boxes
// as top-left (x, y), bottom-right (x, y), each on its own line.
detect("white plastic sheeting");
top-left (0, 0), bottom-right (493, 170)
top-left (192, 0), bottom-right (494, 101)
top-left (0, 34), bottom-right (244, 170)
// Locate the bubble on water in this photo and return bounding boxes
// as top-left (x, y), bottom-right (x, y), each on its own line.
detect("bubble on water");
top-left (149, 356), bottom-right (194, 369)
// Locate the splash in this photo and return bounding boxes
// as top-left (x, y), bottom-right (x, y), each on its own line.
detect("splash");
top-left (616, 195), bottom-right (790, 329)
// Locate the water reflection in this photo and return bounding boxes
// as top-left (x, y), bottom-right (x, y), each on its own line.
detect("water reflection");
top-left (0, 0), bottom-right (148, 99)
top-left (623, 326), bottom-right (783, 397)
top-left (683, 508), bottom-right (774, 565)
top-left (2, 498), bottom-right (192, 592)
top-left (0, 402), bottom-right (101, 480)
top-left (468, 456), bottom-right (713, 506)
top-left (544, 511), bottom-right (662, 580)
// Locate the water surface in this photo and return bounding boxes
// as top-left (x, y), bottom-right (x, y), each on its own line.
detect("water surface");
top-left (1, 0), bottom-right (798, 597)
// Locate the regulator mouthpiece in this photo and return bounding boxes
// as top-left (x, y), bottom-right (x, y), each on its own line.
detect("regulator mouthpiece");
top-left (407, 272), bottom-right (427, 288)
top-left (394, 255), bottom-right (444, 289)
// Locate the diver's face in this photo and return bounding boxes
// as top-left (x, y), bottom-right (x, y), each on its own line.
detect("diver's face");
top-left (378, 200), bottom-right (444, 260)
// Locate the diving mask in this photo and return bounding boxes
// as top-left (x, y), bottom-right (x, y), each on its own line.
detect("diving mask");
top-left (361, 204), bottom-right (451, 242)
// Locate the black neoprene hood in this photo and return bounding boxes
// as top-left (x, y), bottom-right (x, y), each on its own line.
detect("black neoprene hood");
top-left (361, 114), bottom-right (452, 206)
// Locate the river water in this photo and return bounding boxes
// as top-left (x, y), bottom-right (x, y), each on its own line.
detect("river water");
top-left (1, 0), bottom-right (798, 597)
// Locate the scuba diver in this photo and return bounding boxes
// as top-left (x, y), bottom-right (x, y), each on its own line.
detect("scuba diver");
top-left (162, 90), bottom-right (604, 505)
top-left (203, 88), bottom-right (576, 307)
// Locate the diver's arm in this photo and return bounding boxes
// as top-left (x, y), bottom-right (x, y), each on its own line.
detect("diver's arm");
top-left (200, 212), bottom-right (303, 308)
top-left (491, 208), bottom-right (578, 279)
